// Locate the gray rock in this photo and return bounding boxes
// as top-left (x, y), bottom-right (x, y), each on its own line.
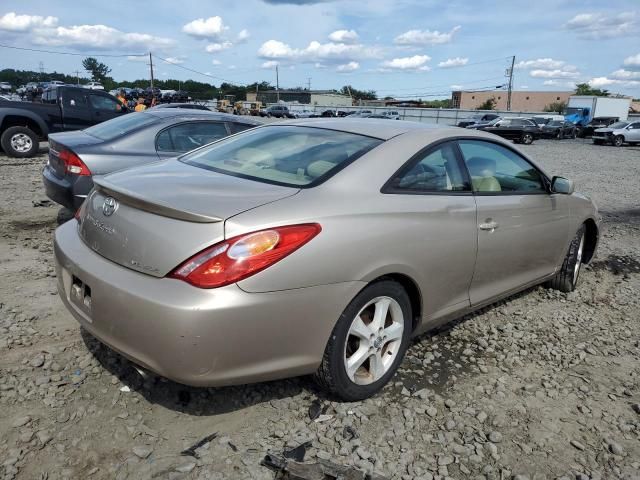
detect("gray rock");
top-left (36, 430), bottom-right (52, 445)
top-left (512, 475), bottom-right (530, 480)
top-left (488, 431), bottom-right (503, 443)
top-left (30, 354), bottom-right (45, 368)
top-left (632, 404), bottom-right (640, 414)
top-left (12, 416), bottom-right (31, 428)
top-left (133, 445), bottom-right (154, 459)
top-left (570, 440), bottom-right (585, 451)
top-left (426, 407), bottom-right (438, 418)
top-left (174, 461), bottom-right (196, 473)
top-left (438, 455), bottom-right (454, 466)
top-left (608, 441), bottom-right (623, 455)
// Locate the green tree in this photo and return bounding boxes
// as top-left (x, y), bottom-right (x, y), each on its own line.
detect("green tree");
top-left (543, 101), bottom-right (567, 113)
top-left (82, 57), bottom-right (112, 84)
top-left (574, 83), bottom-right (609, 97)
top-left (476, 97), bottom-right (496, 110)
top-left (339, 85), bottom-right (377, 101)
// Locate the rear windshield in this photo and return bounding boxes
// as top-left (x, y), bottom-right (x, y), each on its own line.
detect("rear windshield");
top-left (180, 125), bottom-right (382, 187)
top-left (84, 112), bottom-right (157, 141)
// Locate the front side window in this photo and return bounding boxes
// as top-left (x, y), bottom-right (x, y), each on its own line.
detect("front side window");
top-left (156, 122), bottom-right (228, 153)
top-left (458, 140), bottom-right (546, 194)
top-left (385, 142), bottom-right (469, 193)
top-left (180, 125), bottom-right (382, 187)
top-left (89, 94), bottom-right (122, 112)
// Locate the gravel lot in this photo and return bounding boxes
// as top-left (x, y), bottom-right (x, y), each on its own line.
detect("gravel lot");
top-left (0, 138), bottom-right (639, 480)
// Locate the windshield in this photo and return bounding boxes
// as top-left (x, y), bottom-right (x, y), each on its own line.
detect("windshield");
top-left (180, 125), bottom-right (382, 187)
top-left (84, 112), bottom-right (157, 140)
top-left (564, 107), bottom-right (584, 115)
top-left (609, 122), bottom-right (629, 129)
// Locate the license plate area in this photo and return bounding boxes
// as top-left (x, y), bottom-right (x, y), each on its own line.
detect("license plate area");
top-left (70, 274), bottom-right (93, 320)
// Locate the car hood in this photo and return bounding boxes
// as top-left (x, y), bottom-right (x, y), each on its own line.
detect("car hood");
top-left (593, 128), bottom-right (614, 133)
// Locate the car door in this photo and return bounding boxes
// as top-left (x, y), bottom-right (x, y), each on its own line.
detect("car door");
top-left (382, 141), bottom-right (477, 322)
top-left (58, 89), bottom-right (92, 131)
top-left (155, 121), bottom-right (230, 158)
top-left (457, 139), bottom-right (570, 305)
top-left (626, 122), bottom-right (640, 142)
top-left (88, 93), bottom-right (126, 124)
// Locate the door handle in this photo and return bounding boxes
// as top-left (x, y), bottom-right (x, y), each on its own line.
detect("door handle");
top-left (479, 221), bottom-right (499, 231)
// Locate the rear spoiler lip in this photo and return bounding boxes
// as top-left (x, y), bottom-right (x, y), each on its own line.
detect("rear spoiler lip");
top-left (93, 177), bottom-right (223, 224)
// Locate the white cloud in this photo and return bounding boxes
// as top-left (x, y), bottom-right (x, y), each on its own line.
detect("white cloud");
top-left (515, 58), bottom-right (566, 70)
top-left (0, 12), bottom-right (58, 31)
top-left (623, 53), bottom-right (640, 69)
top-left (382, 55), bottom-right (431, 70)
top-left (394, 25), bottom-right (460, 46)
top-left (450, 84), bottom-right (463, 90)
top-left (205, 41), bottom-right (233, 53)
top-left (588, 76), bottom-right (640, 88)
top-left (565, 12), bottom-right (639, 39)
top-left (182, 16), bottom-right (227, 39)
top-left (438, 57), bottom-right (468, 68)
top-left (328, 29), bottom-right (359, 44)
top-left (520, 85), bottom-right (529, 89)
top-left (211, 59), bottom-right (222, 65)
top-left (127, 55), bottom-right (147, 62)
top-left (32, 25), bottom-right (174, 50)
top-left (257, 39), bottom-right (381, 64)
top-left (610, 69), bottom-right (640, 80)
top-left (163, 57), bottom-right (184, 65)
top-left (228, 65), bottom-right (236, 70)
top-left (261, 60), bottom-right (279, 69)
top-left (336, 61), bottom-right (359, 72)
top-left (236, 29), bottom-right (250, 43)
top-left (543, 80), bottom-right (577, 87)
top-left (530, 68), bottom-right (579, 79)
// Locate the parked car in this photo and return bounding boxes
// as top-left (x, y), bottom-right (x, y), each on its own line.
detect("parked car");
top-left (43, 109), bottom-right (261, 211)
top-left (475, 117), bottom-right (541, 144)
top-left (529, 115), bottom-right (564, 128)
top-left (265, 105), bottom-right (294, 118)
top-left (84, 82), bottom-right (104, 90)
top-left (349, 110), bottom-right (374, 118)
top-left (0, 81), bottom-right (12, 92)
top-left (464, 117), bottom-right (501, 130)
top-left (54, 120), bottom-right (599, 400)
top-left (457, 113), bottom-right (500, 128)
top-left (0, 86), bottom-right (128, 157)
top-left (292, 109), bottom-right (314, 118)
top-left (581, 116), bottom-right (619, 138)
top-left (592, 120), bottom-right (640, 147)
top-left (540, 120), bottom-right (577, 139)
top-left (381, 110), bottom-right (401, 120)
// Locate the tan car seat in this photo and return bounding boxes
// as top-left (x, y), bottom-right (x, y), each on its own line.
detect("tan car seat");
top-left (467, 157), bottom-right (502, 192)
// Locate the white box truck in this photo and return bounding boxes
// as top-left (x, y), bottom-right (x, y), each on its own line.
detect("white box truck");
top-left (564, 96), bottom-right (631, 134)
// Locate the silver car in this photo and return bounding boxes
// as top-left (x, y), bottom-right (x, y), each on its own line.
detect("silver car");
top-left (592, 120), bottom-right (640, 147)
top-left (54, 119), bottom-right (600, 400)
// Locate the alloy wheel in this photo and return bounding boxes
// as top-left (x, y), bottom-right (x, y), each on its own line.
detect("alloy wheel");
top-left (343, 296), bottom-right (404, 385)
top-left (522, 133), bottom-right (533, 145)
top-left (573, 234), bottom-right (584, 285)
top-left (10, 133), bottom-right (33, 153)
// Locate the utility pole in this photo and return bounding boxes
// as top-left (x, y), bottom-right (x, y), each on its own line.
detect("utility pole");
top-left (73, 70), bottom-right (80, 85)
top-left (148, 52), bottom-right (154, 89)
top-left (276, 64), bottom-right (280, 102)
top-left (506, 55), bottom-right (515, 111)
top-left (307, 77), bottom-right (311, 91)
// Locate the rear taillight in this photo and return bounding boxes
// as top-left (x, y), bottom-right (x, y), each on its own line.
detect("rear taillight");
top-left (169, 224), bottom-right (321, 288)
top-left (60, 149), bottom-right (91, 176)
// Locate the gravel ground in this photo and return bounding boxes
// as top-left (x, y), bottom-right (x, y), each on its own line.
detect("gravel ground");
top-left (0, 138), bottom-right (639, 480)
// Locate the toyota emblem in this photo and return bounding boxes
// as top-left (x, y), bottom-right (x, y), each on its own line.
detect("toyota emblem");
top-left (102, 197), bottom-right (118, 217)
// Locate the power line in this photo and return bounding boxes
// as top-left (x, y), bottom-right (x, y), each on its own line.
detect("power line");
top-left (0, 43), bottom-right (146, 58)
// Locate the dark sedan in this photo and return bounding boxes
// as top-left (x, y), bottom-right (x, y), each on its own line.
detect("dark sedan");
top-left (540, 120), bottom-right (577, 139)
top-left (457, 113), bottom-right (500, 128)
top-left (43, 109), bottom-right (261, 211)
top-left (470, 117), bottom-right (540, 145)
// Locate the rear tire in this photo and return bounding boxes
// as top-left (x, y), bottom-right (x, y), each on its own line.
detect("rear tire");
top-left (613, 135), bottom-right (624, 147)
top-left (546, 225), bottom-right (585, 293)
top-left (1, 126), bottom-right (39, 158)
top-left (315, 280), bottom-right (412, 401)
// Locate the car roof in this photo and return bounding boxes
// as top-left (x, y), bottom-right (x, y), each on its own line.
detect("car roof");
top-left (142, 108), bottom-right (262, 124)
top-left (276, 118), bottom-right (462, 140)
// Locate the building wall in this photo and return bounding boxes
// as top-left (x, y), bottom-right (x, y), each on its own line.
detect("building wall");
top-left (452, 90), bottom-right (572, 111)
top-left (245, 91), bottom-right (351, 106)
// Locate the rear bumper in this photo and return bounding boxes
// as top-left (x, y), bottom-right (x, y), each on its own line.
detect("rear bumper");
top-left (42, 166), bottom-right (93, 210)
top-left (54, 221), bottom-right (364, 387)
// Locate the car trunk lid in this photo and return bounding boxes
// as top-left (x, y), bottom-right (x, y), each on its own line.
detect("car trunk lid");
top-left (48, 131), bottom-right (103, 178)
top-left (78, 160), bottom-right (299, 277)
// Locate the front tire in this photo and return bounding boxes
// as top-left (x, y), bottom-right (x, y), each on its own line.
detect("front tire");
top-left (315, 280), bottom-right (412, 401)
top-left (1, 126), bottom-right (39, 158)
top-left (613, 135), bottom-right (624, 147)
top-left (546, 225), bottom-right (585, 293)
top-left (521, 132), bottom-right (534, 145)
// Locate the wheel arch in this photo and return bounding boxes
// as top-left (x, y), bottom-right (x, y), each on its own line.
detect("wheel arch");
top-left (582, 218), bottom-right (599, 264)
top-left (0, 113), bottom-right (47, 138)
top-left (366, 272), bottom-right (422, 332)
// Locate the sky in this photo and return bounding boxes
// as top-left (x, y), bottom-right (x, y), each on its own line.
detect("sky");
top-left (0, 0), bottom-right (639, 99)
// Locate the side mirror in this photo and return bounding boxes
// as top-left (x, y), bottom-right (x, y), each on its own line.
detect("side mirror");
top-left (551, 176), bottom-right (574, 195)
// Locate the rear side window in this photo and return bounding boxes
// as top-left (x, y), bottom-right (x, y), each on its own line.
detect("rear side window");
top-left (458, 140), bottom-right (546, 194)
top-left (180, 125), bottom-right (382, 187)
top-left (228, 122), bottom-right (256, 134)
top-left (385, 142), bottom-right (470, 193)
top-left (84, 112), bottom-right (157, 140)
top-left (63, 90), bottom-right (88, 109)
top-left (156, 122), bottom-right (228, 153)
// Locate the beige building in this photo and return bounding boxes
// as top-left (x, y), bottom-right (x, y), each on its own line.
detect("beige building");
top-left (451, 90), bottom-right (573, 111)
